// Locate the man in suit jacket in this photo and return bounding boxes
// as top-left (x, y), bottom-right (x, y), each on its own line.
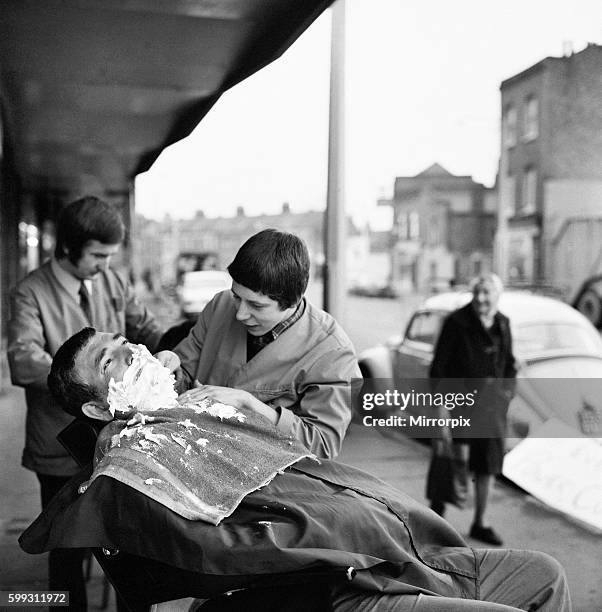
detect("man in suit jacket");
top-left (8, 196), bottom-right (163, 609)
top-left (169, 229), bottom-right (361, 460)
top-left (429, 273), bottom-right (516, 546)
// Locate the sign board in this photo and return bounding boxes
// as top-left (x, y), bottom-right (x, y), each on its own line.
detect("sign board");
top-left (502, 419), bottom-right (602, 532)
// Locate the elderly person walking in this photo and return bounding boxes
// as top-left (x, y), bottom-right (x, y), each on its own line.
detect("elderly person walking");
top-left (429, 273), bottom-right (516, 546)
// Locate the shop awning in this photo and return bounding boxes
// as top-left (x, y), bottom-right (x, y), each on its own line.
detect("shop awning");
top-left (0, 0), bottom-right (333, 195)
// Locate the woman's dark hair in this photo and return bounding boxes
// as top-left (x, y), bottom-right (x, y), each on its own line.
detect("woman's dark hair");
top-left (227, 229), bottom-right (310, 309)
top-left (48, 327), bottom-right (105, 419)
top-left (55, 196), bottom-right (126, 263)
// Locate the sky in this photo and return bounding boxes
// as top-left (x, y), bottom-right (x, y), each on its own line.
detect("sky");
top-left (135, 0), bottom-right (602, 230)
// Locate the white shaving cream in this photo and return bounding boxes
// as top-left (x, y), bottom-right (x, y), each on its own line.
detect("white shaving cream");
top-left (107, 344), bottom-right (178, 415)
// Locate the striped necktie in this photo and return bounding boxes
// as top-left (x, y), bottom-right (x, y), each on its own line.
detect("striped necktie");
top-left (78, 282), bottom-right (92, 323)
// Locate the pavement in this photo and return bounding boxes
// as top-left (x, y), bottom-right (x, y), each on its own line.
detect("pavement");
top-left (1, 387), bottom-right (601, 611)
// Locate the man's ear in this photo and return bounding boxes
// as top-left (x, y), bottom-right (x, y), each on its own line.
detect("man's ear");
top-left (82, 401), bottom-right (113, 421)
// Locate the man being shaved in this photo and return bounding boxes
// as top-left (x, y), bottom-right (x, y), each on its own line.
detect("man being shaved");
top-left (23, 327), bottom-right (571, 612)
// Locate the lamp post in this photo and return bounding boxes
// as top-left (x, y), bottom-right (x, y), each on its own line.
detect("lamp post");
top-left (323, 0), bottom-right (347, 323)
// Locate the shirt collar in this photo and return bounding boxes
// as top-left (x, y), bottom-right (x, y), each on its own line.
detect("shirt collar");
top-left (248, 298), bottom-right (305, 346)
top-left (51, 258), bottom-right (93, 299)
top-left (268, 298), bottom-right (305, 341)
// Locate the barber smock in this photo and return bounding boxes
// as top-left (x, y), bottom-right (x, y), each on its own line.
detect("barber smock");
top-left (173, 291), bottom-right (360, 458)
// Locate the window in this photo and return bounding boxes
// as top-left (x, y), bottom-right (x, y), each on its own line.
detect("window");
top-left (427, 214), bottom-right (441, 245)
top-left (395, 211), bottom-right (420, 241)
top-left (396, 211), bottom-right (408, 239)
top-left (523, 96), bottom-right (539, 141)
top-left (409, 211), bottom-right (420, 240)
top-left (501, 174), bottom-right (516, 217)
top-left (520, 167), bottom-right (537, 214)
top-left (406, 312), bottom-right (444, 347)
top-left (513, 323), bottom-right (602, 360)
top-left (429, 261), bottom-right (437, 280)
top-left (503, 105), bottom-right (517, 148)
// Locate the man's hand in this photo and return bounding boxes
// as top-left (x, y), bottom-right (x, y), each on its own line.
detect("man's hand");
top-left (179, 382), bottom-right (278, 425)
top-left (153, 350), bottom-right (181, 373)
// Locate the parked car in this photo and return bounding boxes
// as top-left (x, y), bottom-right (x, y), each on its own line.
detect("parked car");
top-left (358, 291), bottom-right (602, 447)
top-left (177, 270), bottom-right (231, 320)
top-left (348, 284), bottom-right (399, 299)
top-left (572, 274), bottom-right (602, 328)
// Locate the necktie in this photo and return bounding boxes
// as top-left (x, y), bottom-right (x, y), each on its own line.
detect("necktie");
top-left (78, 282), bottom-right (92, 323)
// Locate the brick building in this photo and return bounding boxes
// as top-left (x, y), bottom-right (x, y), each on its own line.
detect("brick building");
top-left (135, 204), bottom-right (325, 287)
top-left (380, 164), bottom-right (496, 293)
top-left (178, 203), bottom-right (324, 277)
top-left (498, 43), bottom-right (602, 290)
top-left (134, 203), bottom-right (379, 295)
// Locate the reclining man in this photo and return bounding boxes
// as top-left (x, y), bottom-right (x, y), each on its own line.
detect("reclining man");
top-left (20, 327), bottom-right (571, 612)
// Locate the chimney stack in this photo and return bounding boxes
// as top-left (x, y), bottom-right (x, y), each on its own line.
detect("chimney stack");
top-left (562, 40), bottom-right (573, 56)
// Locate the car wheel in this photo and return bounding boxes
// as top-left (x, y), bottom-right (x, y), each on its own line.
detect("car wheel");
top-left (576, 289), bottom-right (602, 327)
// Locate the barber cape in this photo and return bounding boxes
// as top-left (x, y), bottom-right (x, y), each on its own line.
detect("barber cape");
top-left (83, 402), bottom-right (315, 524)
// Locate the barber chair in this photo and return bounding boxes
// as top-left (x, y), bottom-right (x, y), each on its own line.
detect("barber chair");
top-left (56, 419), bottom-right (353, 611)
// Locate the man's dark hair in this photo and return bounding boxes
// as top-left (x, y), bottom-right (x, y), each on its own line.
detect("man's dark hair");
top-left (227, 229), bottom-right (310, 309)
top-left (48, 327), bottom-right (105, 419)
top-left (55, 196), bottom-right (126, 263)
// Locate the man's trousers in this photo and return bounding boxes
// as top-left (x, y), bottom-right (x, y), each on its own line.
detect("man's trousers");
top-left (332, 548), bottom-right (571, 611)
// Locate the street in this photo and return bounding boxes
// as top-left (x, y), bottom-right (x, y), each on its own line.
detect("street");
top-left (0, 289), bottom-right (600, 611)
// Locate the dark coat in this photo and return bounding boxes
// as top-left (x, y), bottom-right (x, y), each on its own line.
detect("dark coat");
top-left (430, 303), bottom-right (516, 380)
top-left (19, 460), bottom-right (481, 603)
top-left (430, 303), bottom-right (517, 438)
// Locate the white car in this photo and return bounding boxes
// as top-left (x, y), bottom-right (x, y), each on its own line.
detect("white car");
top-left (358, 291), bottom-right (602, 446)
top-left (177, 270), bottom-right (231, 320)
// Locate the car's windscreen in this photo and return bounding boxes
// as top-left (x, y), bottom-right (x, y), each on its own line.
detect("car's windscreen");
top-left (406, 312), bottom-right (445, 347)
top-left (513, 322), bottom-right (602, 359)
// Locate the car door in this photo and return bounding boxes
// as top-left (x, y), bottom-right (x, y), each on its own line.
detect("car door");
top-left (393, 310), bottom-right (446, 381)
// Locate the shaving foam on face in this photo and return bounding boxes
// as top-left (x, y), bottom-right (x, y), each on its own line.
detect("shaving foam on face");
top-left (107, 344), bottom-right (178, 414)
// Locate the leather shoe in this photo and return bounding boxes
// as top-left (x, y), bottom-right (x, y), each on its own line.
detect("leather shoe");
top-left (469, 524), bottom-right (503, 546)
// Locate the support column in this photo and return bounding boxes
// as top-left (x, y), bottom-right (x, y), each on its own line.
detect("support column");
top-left (323, 0), bottom-right (347, 324)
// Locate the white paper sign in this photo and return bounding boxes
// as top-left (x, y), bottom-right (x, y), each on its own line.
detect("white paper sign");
top-left (502, 419), bottom-right (602, 531)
